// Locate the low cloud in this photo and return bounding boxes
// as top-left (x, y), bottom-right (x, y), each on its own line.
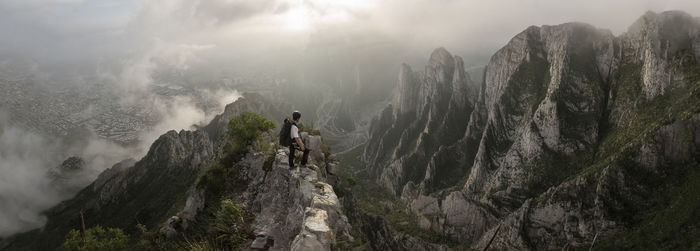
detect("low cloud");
top-left (136, 90), bottom-right (241, 156)
top-left (0, 125), bottom-right (62, 236)
top-left (0, 87), bottom-right (239, 237)
top-left (100, 41), bottom-right (216, 98)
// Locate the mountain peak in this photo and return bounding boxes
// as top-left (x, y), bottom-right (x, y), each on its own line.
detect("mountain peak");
top-left (627, 10), bottom-right (697, 34)
top-left (623, 10), bottom-right (699, 98)
top-left (428, 47), bottom-right (454, 67)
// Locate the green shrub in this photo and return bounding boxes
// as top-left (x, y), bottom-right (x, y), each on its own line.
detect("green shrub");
top-left (62, 225), bottom-right (129, 251)
top-left (224, 112), bottom-right (275, 162)
top-left (217, 112), bottom-right (275, 165)
top-left (208, 199), bottom-right (249, 249)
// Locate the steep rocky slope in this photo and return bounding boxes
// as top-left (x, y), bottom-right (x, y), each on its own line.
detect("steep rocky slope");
top-left (364, 47), bottom-right (477, 195)
top-left (161, 144), bottom-right (350, 251)
top-left (1, 93), bottom-right (348, 251)
top-left (1, 129), bottom-right (212, 250)
top-left (341, 190), bottom-right (451, 251)
top-left (363, 10), bottom-right (700, 250)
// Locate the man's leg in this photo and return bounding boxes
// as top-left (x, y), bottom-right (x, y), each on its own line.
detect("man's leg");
top-left (301, 148), bottom-right (310, 165)
top-left (289, 144), bottom-right (296, 168)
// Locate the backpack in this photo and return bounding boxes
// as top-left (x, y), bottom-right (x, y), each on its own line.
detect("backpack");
top-left (279, 118), bottom-right (294, 147)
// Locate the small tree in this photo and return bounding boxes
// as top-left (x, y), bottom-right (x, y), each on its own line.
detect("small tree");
top-left (62, 225), bottom-right (129, 251)
top-left (222, 112), bottom-right (275, 163)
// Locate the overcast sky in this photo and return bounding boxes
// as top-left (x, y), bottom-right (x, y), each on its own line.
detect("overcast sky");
top-left (1, 0), bottom-right (700, 79)
top-left (1, 0), bottom-right (700, 237)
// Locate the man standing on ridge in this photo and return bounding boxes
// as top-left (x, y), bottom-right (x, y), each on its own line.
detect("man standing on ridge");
top-left (288, 111), bottom-right (309, 169)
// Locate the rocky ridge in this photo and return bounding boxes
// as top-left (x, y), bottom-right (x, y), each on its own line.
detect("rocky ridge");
top-left (1, 93), bottom-right (349, 251)
top-left (160, 138), bottom-right (351, 251)
top-left (1, 128), bottom-right (213, 250)
top-left (363, 10), bottom-right (700, 250)
top-left (364, 47), bottom-right (477, 196)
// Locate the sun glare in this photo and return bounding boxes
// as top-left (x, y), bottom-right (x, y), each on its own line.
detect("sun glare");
top-left (283, 7), bottom-right (311, 32)
top-left (278, 0), bottom-right (373, 33)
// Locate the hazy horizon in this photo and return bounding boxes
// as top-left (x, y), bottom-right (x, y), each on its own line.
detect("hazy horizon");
top-left (2, 0), bottom-right (700, 240)
top-left (2, 0), bottom-right (700, 80)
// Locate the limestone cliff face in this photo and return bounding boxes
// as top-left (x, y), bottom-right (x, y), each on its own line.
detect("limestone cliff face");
top-left (364, 47), bottom-right (475, 195)
top-left (364, 11), bottom-right (700, 250)
top-left (622, 11), bottom-right (700, 99)
top-left (473, 114), bottom-right (700, 250)
top-left (463, 22), bottom-right (615, 209)
top-left (610, 11), bottom-right (700, 126)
